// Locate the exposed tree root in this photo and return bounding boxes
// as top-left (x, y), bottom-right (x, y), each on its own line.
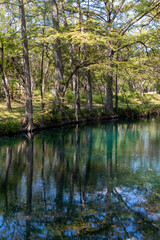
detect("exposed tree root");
top-left (24, 122), bottom-right (35, 132)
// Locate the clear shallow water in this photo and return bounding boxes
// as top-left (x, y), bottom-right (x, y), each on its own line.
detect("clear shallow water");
top-left (0, 120), bottom-right (160, 239)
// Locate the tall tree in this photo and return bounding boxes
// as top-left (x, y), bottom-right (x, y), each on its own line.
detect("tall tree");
top-left (50, 0), bottom-right (64, 108)
top-left (91, 0), bottom-right (160, 112)
top-left (19, 0), bottom-right (34, 131)
top-left (85, 69), bottom-right (92, 110)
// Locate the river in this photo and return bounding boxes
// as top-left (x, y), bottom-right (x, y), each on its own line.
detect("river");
top-left (0, 120), bottom-right (160, 239)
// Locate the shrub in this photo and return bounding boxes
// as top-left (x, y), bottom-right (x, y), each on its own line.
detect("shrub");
top-left (65, 89), bottom-right (74, 103)
top-left (0, 119), bottom-right (20, 135)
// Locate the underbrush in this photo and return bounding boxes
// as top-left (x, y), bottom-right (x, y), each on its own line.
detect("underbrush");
top-left (0, 92), bottom-right (159, 136)
top-left (0, 119), bottom-right (21, 136)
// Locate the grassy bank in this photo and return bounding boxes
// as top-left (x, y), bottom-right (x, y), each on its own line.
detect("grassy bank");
top-left (0, 92), bottom-right (160, 136)
top-left (117, 93), bottom-right (160, 119)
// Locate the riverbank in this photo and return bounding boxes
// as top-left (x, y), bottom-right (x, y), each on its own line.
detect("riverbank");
top-left (0, 108), bottom-right (119, 137)
top-left (0, 107), bottom-right (159, 137)
top-left (0, 93), bottom-right (160, 136)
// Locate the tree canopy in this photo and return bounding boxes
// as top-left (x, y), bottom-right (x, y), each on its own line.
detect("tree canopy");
top-left (0, 0), bottom-right (160, 130)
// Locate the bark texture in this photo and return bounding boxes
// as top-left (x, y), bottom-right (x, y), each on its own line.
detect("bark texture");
top-left (73, 71), bottom-right (80, 121)
top-left (19, 0), bottom-right (34, 131)
top-left (85, 69), bottom-right (92, 110)
top-left (51, 0), bottom-right (63, 106)
top-left (40, 42), bottom-right (45, 126)
top-left (70, 46), bottom-right (80, 121)
top-left (105, 73), bottom-right (113, 112)
top-left (104, 49), bottom-right (114, 113)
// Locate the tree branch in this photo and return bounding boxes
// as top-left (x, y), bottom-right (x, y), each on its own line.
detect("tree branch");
top-left (63, 60), bottom-right (97, 96)
top-left (120, 2), bottom-right (160, 36)
top-left (112, 0), bottom-right (126, 22)
top-left (115, 40), bottom-right (149, 56)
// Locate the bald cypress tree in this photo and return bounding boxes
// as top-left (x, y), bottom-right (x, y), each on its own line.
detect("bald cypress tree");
top-left (19, 0), bottom-right (34, 131)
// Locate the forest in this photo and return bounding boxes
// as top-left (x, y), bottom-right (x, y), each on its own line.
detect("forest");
top-left (0, 1), bottom-right (160, 238)
top-left (0, 0), bottom-right (160, 133)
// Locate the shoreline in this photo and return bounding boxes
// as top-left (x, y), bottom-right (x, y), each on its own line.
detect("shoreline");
top-left (0, 106), bottom-right (160, 138)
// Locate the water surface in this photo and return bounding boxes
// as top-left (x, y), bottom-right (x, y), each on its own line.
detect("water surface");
top-left (0, 120), bottom-right (160, 239)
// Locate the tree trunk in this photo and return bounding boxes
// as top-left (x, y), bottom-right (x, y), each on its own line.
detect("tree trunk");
top-left (85, 69), bottom-right (92, 110)
top-left (73, 71), bottom-right (80, 121)
top-left (70, 46), bottom-right (80, 121)
top-left (84, 1), bottom-right (92, 111)
top-left (0, 43), bottom-right (12, 111)
top-left (59, 0), bottom-right (81, 119)
top-left (105, 73), bottom-right (113, 112)
top-left (104, 50), bottom-right (114, 113)
top-left (19, 0), bottom-right (34, 131)
top-left (40, 42), bottom-right (45, 126)
top-left (115, 70), bottom-right (118, 112)
top-left (77, 0), bottom-right (82, 24)
top-left (50, 0), bottom-right (63, 107)
top-left (59, 0), bottom-right (68, 27)
top-left (54, 44), bottom-right (63, 105)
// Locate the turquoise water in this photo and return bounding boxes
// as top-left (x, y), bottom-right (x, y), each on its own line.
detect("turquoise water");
top-left (0, 120), bottom-right (160, 239)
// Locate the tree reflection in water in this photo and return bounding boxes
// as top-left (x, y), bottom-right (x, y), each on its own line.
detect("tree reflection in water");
top-left (26, 133), bottom-right (33, 240)
top-left (0, 121), bottom-right (160, 239)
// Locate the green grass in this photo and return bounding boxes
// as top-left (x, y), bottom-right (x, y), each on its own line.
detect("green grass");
top-left (0, 92), bottom-right (160, 135)
top-left (116, 93), bottom-right (160, 118)
top-left (117, 92), bottom-right (160, 108)
top-left (0, 99), bottom-right (25, 121)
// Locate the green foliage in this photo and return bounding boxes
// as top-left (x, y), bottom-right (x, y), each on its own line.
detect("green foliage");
top-left (92, 92), bottom-right (104, 105)
top-left (0, 0), bottom-right (159, 134)
top-left (51, 108), bottom-right (62, 122)
top-left (65, 88), bottom-right (74, 103)
top-left (0, 119), bottom-right (20, 135)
